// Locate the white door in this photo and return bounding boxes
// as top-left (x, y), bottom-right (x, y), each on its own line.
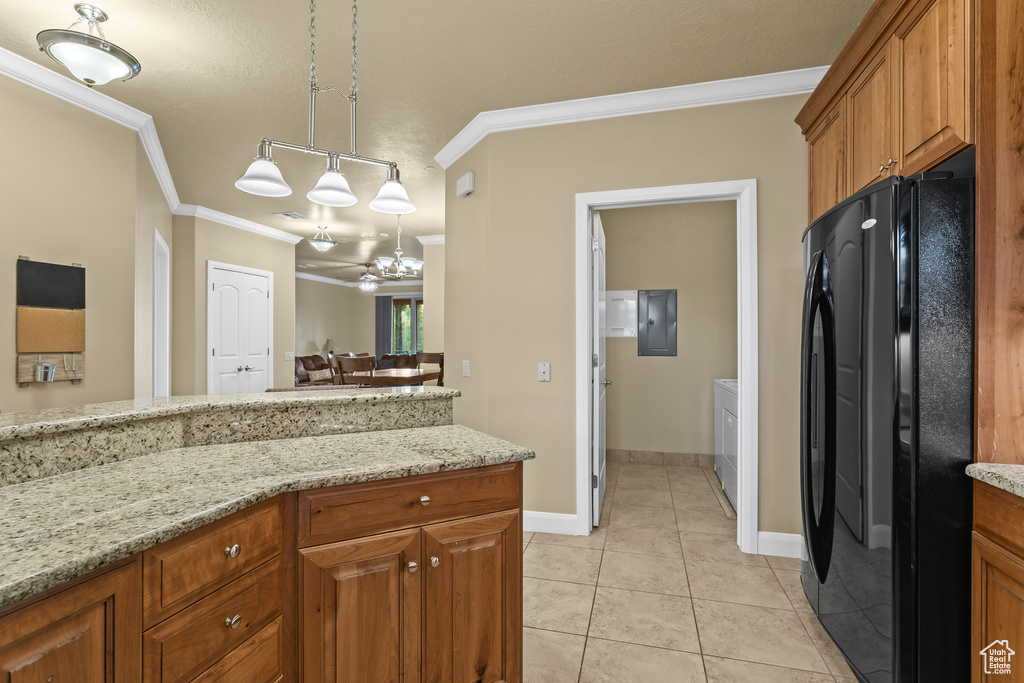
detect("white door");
top-left (208, 263), bottom-right (272, 394)
top-left (592, 211), bottom-right (608, 525)
top-left (152, 229), bottom-right (170, 398)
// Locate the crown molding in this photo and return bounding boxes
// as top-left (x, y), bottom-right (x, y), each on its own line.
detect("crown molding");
top-left (295, 271), bottom-right (356, 287)
top-left (434, 66), bottom-right (829, 169)
top-left (416, 234), bottom-right (446, 246)
top-left (0, 45), bottom-right (297, 245)
top-left (180, 204), bottom-right (303, 244)
top-left (372, 290), bottom-right (422, 297)
top-left (295, 271), bottom-right (424, 291)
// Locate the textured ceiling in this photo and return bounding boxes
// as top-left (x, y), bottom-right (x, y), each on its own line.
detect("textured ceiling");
top-left (0, 0), bottom-right (872, 282)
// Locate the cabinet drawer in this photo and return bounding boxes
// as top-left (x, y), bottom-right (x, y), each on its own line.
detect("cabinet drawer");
top-left (189, 616), bottom-right (283, 683)
top-left (144, 557), bottom-right (282, 683)
top-left (974, 480), bottom-right (1024, 558)
top-left (144, 498), bottom-right (282, 627)
top-left (299, 463), bottom-right (521, 547)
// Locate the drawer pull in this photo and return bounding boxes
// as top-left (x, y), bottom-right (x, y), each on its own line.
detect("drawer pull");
top-left (420, 495), bottom-right (431, 506)
top-left (407, 561), bottom-right (418, 573)
top-left (224, 544), bottom-right (241, 559)
top-left (225, 614), bottom-right (242, 630)
top-left (430, 556), bottom-right (440, 568)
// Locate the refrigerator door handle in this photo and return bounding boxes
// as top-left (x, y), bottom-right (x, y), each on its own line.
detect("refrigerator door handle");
top-left (800, 250), bottom-right (838, 583)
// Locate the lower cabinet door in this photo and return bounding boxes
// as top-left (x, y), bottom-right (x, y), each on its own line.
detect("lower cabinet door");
top-left (300, 528), bottom-right (421, 683)
top-left (973, 532), bottom-right (1024, 681)
top-left (0, 561), bottom-right (141, 681)
top-left (423, 509), bottom-right (522, 683)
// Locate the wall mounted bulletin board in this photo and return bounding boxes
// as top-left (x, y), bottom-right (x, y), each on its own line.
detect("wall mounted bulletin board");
top-left (15, 257), bottom-right (86, 387)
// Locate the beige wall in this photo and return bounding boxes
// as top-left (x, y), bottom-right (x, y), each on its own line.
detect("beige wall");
top-left (171, 216), bottom-right (295, 393)
top-left (422, 243), bottom-right (445, 352)
top-left (445, 95), bottom-right (809, 533)
top-left (0, 75), bottom-right (139, 413)
top-left (601, 202), bottom-right (737, 455)
top-left (295, 277), bottom-right (377, 359)
top-left (134, 144), bottom-right (174, 399)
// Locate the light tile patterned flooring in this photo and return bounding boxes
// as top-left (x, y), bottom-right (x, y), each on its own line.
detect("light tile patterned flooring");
top-left (522, 462), bottom-right (859, 682)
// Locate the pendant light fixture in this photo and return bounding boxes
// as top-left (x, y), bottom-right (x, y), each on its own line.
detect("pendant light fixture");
top-left (37, 4), bottom-right (141, 87)
top-left (308, 227), bottom-right (337, 253)
top-left (235, 0), bottom-right (415, 215)
top-left (373, 218), bottom-right (423, 280)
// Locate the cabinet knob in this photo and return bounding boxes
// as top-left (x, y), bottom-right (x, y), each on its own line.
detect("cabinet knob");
top-left (430, 556), bottom-right (440, 568)
top-left (879, 164), bottom-right (886, 173)
top-left (887, 157), bottom-right (896, 167)
top-left (224, 544), bottom-right (241, 559)
top-left (420, 495), bottom-right (431, 506)
top-left (407, 561), bottom-right (418, 573)
top-left (224, 615), bottom-right (242, 630)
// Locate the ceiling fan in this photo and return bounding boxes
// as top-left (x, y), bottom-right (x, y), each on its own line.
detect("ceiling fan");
top-left (298, 259), bottom-right (382, 292)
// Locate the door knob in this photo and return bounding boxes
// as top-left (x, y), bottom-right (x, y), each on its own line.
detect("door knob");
top-left (237, 366), bottom-right (243, 372)
top-left (430, 556), bottom-right (440, 568)
top-left (601, 380), bottom-right (613, 386)
top-left (244, 365), bottom-right (254, 371)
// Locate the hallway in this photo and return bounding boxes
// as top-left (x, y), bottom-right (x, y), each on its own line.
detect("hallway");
top-left (522, 461), bottom-right (858, 682)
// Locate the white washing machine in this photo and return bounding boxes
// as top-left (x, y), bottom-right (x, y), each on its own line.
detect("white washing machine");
top-left (714, 379), bottom-right (739, 509)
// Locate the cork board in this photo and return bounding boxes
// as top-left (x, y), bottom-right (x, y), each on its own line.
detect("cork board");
top-left (17, 306), bottom-right (85, 353)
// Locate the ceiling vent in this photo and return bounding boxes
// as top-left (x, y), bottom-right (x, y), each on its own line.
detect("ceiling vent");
top-left (273, 211), bottom-right (308, 220)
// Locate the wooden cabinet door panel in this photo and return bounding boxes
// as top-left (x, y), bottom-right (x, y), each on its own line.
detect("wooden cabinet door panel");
top-left (893, 0), bottom-right (971, 174)
top-left (423, 510), bottom-right (521, 683)
top-left (300, 529), bottom-right (420, 683)
top-left (0, 561), bottom-right (141, 682)
top-left (847, 46), bottom-right (893, 192)
top-left (808, 100), bottom-right (846, 221)
top-left (973, 533), bottom-right (1024, 681)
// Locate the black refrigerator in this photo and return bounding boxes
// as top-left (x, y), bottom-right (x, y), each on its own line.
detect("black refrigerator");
top-left (800, 173), bottom-right (973, 683)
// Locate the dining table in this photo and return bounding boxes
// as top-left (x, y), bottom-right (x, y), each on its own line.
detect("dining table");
top-left (347, 367), bottom-right (441, 387)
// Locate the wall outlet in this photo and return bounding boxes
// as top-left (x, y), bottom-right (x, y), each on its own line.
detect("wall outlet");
top-left (284, 351), bottom-right (294, 360)
top-left (462, 360), bottom-right (470, 377)
top-left (538, 362), bottom-right (551, 382)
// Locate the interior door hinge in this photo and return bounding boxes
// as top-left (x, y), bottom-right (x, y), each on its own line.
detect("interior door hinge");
top-left (591, 237), bottom-right (599, 252)
top-left (211, 348), bottom-right (215, 357)
top-left (592, 474), bottom-right (598, 488)
top-left (592, 354), bottom-right (598, 368)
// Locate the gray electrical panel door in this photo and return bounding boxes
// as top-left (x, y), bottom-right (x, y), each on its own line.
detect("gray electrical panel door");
top-left (638, 289), bottom-right (677, 356)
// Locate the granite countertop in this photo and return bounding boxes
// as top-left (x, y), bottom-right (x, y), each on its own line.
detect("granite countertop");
top-left (967, 463), bottom-right (1024, 499)
top-left (0, 424), bottom-right (533, 609)
top-left (0, 386), bottom-right (459, 441)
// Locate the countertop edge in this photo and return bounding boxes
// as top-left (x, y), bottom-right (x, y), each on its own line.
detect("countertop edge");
top-left (966, 463), bottom-right (1024, 500)
top-left (0, 443), bottom-right (533, 610)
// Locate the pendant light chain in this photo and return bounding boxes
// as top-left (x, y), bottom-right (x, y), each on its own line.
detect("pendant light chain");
top-left (351, 0), bottom-right (358, 98)
top-left (309, 0), bottom-right (317, 90)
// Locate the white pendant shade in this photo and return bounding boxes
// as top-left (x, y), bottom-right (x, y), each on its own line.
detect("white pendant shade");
top-left (235, 158), bottom-right (292, 197)
top-left (307, 159), bottom-right (358, 207)
top-left (359, 281), bottom-right (378, 292)
top-left (375, 257), bottom-right (395, 271)
top-left (46, 38), bottom-right (133, 85)
top-left (369, 169), bottom-right (416, 215)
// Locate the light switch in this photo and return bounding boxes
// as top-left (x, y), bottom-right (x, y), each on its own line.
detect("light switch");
top-left (462, 360), bottom-right (470, 377)
top-left (538, 362), bottom-right (551, 382)
top-left (284, 351), bottom-right (294, 360)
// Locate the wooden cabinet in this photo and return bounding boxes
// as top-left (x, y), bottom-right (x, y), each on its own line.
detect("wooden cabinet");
top-left (797, 0), bottom-right (973, 216)
top-left (972, 481), bottom-right (1024, 681)
top-left (423, 510), bottom-right (522, 683)
top-left (299, 463), bottom-right (524, 683)
top-left (847, 45), bottom-right (894, 193)
top-left (807, 101), bottom-right (846, 221)
top-left (0, 560), bottom-right (141, 681)
top-left (891, 0), bottom-right (972, 175)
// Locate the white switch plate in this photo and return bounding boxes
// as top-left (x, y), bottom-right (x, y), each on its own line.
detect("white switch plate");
top-left (538, 362), bottom-right (551, 382)
top-left (284, 351), bottom-right (294, 360)
top-left (462, 360), bottom-right (470, 377)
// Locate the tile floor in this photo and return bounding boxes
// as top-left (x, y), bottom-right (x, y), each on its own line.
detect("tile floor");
top-left (522, 461), bottom-right (859, 682)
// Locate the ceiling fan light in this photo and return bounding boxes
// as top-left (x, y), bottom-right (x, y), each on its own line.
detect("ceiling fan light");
top-left (369, 167), bottom-right (416, 215)
top-left (359, 281), bottom-right (378, 292)
top-left (235, 152), bottom-right (291, 197)
top-left (307, 157), bottom-right (358, 207)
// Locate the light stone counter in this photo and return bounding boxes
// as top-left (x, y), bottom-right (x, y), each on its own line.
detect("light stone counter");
top-left (0, 424), bottom-right (534, 609)
top-left (966, 463), bottom-right (1024, 499)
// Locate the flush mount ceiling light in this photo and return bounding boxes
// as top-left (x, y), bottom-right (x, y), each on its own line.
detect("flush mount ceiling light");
top-left (308, 226), bottom-right (337, 253)
top-left (373, 217), bottom-right (423, 280)
top-left (235, 0), bottom-right (416, 215)
top-left (36, 4), bottom-right (141, 87)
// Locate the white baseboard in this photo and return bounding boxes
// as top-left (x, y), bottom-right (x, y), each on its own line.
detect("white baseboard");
top-left (757, 531), bottom-right (807, 560)
top-left (524, 511), bottom-right (580, 535)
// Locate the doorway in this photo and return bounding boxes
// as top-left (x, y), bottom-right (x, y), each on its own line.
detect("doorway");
top-left (207, 261), bottom-right (274, 394)
top-left (575, 180), bottom-right (760, 554)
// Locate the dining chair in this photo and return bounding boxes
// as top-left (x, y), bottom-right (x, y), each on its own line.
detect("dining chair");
top-left (337, 355), bottom-right (376, 386)
top-left (416, 352), bottom-right (444, 387)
